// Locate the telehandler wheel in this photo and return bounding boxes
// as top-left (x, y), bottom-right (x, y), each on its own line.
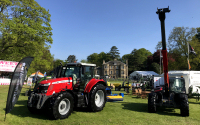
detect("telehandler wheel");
top-left (89, 84), bottom-right (106, 112)
top-left (50, 92), bottom-right (74, 119)
top-left (180, 94), bottom-right (189, 117)
top-left (148, 93), bottom-right (157, 113)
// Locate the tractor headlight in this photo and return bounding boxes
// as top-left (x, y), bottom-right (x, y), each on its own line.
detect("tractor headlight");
top-left (41, 83), bottom-right (50, 86)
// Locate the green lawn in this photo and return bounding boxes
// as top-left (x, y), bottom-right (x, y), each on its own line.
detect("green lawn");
top-left (0, 85), bottom-right (200, 125)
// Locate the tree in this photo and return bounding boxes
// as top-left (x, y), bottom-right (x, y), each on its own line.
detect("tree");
top-left (149, 62), bottom-right (160, 74)
top-left (168, 27), bottom-right (197, 56)
top-left (0, 0), bottom-right (53, 75)
top-left (122, 54), bottom-right (134, 74)
top-left (67, 55), bottom-right (77, 63)
top-left (131, 48), bottom-right (152, 71)
top-left (108, 46), bottom-right (120, 60)
top-left (80, 59), bottom-right (88, 63)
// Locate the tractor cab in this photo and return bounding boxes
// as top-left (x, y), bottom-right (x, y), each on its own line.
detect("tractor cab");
top-left (169, 78), bottom-right (186, 94)
top-left (59, 63), bottom-right (96, 92)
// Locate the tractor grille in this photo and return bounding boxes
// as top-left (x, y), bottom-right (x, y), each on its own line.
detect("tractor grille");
top-left (38, 86), bottom-right (49, 93)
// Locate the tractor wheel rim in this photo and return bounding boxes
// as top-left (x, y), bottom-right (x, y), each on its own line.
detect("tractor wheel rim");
top-left (58, 98), bottom-right (70, 115)
top-left (95, 90), bottom-right (104, 107)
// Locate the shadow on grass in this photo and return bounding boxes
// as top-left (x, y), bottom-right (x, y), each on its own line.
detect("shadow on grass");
top-left (188, 101), bottom-right (200, 105)
top-left (115, 101), bottom-right (182, 117)
top-left (4, 100), bottom-right (52, 120)
top-left (4, 100), bottom-right (95, 120)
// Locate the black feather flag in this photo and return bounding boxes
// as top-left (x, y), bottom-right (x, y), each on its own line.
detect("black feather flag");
top-left (5, 57), bottom-right (34, 115)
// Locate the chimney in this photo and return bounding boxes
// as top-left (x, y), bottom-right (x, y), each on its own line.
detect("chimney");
top-left (126, 60), bottom-right (128, 65)
top-left (103, 60), bottom-right (105, 64)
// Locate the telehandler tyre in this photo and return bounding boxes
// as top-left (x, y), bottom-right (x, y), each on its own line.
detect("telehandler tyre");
top-left (180, 94), bottom-right (189, 117)
top-left (148, 93), bottom-right (157, 113)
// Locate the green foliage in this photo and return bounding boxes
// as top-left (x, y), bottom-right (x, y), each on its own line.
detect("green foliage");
top-left (67, 55), bottom-right (77, 63)
top-left (108, 46), bottom-right (120, 60)
top-left (131, 48), bottom-right (152, 71)
top-left (167, 27), bottom-right (200, 70)
top-left (168, 27), bottom-right (196, 56)
top-left (80, 59), bottom-right (88, 63)
top-left (0, 0), bottom-right (54, 76)
top-left (87, 52), bottom-right (111, 66)
top-left (149, 62), bottom-right (160, 74)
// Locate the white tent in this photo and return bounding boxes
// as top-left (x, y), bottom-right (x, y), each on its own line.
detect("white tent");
top-left (129, 71), bottom-right (159, 79)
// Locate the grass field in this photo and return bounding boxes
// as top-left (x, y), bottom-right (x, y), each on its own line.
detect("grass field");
top-left (0, 85), bottom-right (200, 125)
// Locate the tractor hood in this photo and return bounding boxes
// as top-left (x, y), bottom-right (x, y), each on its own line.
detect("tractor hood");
top-left (40, 77), bottom-right (72, 85)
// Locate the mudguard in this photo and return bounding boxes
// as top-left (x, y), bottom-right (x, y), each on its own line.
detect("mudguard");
top-left (84, 78), bottom-right (106, 93)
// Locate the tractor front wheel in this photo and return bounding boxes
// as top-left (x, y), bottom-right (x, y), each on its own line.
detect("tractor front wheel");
top-left (89, 84), bottom-right (106, 112)
top-left (180, 94), bottom-right (189, 117)
top-left (148, 93), bottom-right (157, 113)
top-left (50, 92), bottom-right (74, 119)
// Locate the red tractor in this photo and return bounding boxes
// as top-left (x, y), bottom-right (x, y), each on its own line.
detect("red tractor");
top-left (148, 7), bottom-right (189, 116)
top-left (27, 63), bottom-right (107, 119)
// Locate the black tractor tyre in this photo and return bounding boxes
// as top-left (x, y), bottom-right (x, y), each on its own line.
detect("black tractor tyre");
top-left (148, 93), bottom-right (157, 113)
top-left (180, 94), bottom-right (189, 117)
top-left (50, 92), bottom-right (74, 120)
top-left (89, 84), bottom-right (106, 112)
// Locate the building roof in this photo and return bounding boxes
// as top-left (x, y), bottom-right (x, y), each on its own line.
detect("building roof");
top-left (103, 60), bottom-right (127, 65)
top-left (130, 71), bottom-right (159, 76)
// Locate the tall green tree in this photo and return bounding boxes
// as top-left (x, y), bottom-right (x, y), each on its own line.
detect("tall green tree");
top-left (108, 46), bottom-right (120, 60)
top-left (0, 0), bottom-right (53, 75)
top-left (87, 53), bottom-right (99, 65)
top-left (67, 55), bottom-right (77, 63)
top-left (131, 48), bottom-right (152, 71)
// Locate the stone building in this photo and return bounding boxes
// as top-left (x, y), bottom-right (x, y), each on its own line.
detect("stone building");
top-left (94, 59), bottom-right (128, 79)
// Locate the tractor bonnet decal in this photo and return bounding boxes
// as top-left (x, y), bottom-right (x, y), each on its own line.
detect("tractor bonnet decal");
top-left (52, 80), bottom-right (72, 84)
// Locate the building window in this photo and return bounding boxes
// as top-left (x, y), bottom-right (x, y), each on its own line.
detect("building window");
top-left (97, 71), bottom-right (99, 75)
top-left (116, 66), bottom-right (119, 69)
top-left (116, 70), bottom-right (119, 75)
top-left (110, 66), bottom-right (112, 69)
top-left (110, 71), bottom-right (112, 74)
top-left (105, 71), bottom-right (107, 75)
top-left (121, 71), bottom-right (124, 74)
top-left (105, 66), bottom-right (107, 69)
top-left (121, 66), bottom-right (124, 69)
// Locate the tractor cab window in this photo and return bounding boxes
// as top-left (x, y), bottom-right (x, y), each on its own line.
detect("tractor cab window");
top-left (81, 66), bottom-right (94, 81)
top-left (61, 66), bottom-right (80, 81)
top-left (169, 78), bottom-right (186, 93)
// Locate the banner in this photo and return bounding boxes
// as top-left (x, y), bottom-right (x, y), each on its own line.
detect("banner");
top-left (0, 60), bottom-right (18, 72)
top-left (5, 57), bottom-right (34, 115)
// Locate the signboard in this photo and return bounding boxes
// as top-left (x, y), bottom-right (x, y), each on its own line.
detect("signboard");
top-left (27, 77), bottom-right (33, 86)
top-left (0, 60), bottom-right (18, 72)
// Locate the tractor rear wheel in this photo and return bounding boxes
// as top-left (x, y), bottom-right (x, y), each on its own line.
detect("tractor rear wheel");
top-left (50, 92), bottom-right (74, 119)
top-left (89, 84), bottom-right (106, 112)
top-left (148, 93), bottom-right (157, 113)
top-left (180, 94), bottom-right (189, 117)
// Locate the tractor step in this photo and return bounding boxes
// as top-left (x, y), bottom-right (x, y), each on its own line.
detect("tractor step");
top-left (77, 94), bottom-right (85, 107)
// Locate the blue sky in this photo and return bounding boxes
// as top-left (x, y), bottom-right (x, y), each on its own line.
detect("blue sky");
top-left (35, 0), bottom-right (200, 61)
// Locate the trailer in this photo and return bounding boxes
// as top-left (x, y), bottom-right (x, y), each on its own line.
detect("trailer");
top-left (154, 71), bottom-right (200, 95)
